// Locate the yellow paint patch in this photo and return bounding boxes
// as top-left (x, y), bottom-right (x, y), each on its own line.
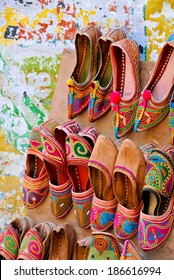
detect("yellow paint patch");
top-left (0, 129), bottom-right (21, 154)
top-left (77, 9), bottom-right (96, 26)
top-left (0, 176), bottom-right (25, 215)
top-left (0, 7), bottom-right (19, 45)
top-left (106, 18), bottom-right (115, 32)
top-left (145, 0), bottom-right (174, 61)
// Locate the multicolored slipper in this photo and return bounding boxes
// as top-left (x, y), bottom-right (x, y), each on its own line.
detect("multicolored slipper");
top-left (87, 232), bottom-right (122, 260)
top-left (110, 38), bottom-right (140, 138)
top-left (140, 143), bottom-right (156, 163)
top-left (113, 139), bottom-right (146, 239)
top-left (49, 223), bottom-right (77, 260)
top-left (67, 25), bottom-right (102, 119)
top-left (74, 236), bottom-right (92, 260)
top-left (120, 239), bottom-right (144, 260)
top-left (138, 148), bottom-right (174, 251)
top-left (168, 94), bottom-right (174, 144)
top-left (0, 216), bottom-right (34, 260)
top-left (17, 222), bottom-right (55, 260)
top-left (66, 127), bottom-right (99, 229)
top-left (40, 121), bottom-right (80, 219)
top-left (134, 41), bottom-right (174, 132)
top-left (88, 135), bottom-right (118, 231)
top-left (22, 119), bottom-right (58, 208)
top-left (88, 29), bottom-right (126, 122)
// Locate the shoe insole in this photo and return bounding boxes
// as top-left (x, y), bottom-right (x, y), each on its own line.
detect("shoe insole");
top-left (151, 48), bottom-right (174, 101)
top-left (68, 165), bottom-right (90, 193)
top-left (114, 172), bottom-right (135, 209)
top-left (97, 40), bottom-right (112, 88)
top-left (89, 167), bottom-right (114, 200)
top-left (143, 190), bottom-right (170, 216)
top-left (55, 129), bottom-right (66, 152)
top-left (74, 35), bottom-right (91, 84)
top-left (44, 161), bottom-right (65, 185)
top-left (148, 192), bottom-right (157, 215)
top-left (27, 155), bottom-right (44, 178)
top-left (112, 47), bottom-right (135, 99)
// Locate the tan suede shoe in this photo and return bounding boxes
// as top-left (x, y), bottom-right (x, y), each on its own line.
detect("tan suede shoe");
top-left (113, 139), bottom-right (146, 239)
top-left (88, 135), bottom-right (118, 231)
top-left (49, 224), bottom-right (77, 260)
top-left (74, 236), bottom-right (92, 260)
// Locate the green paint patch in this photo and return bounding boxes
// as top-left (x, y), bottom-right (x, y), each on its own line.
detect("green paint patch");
top-left (21, 54), bottom-right (62, 112)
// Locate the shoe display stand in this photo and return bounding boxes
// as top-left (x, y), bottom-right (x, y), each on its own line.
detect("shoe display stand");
top-left (27, 48), bottom-right (174, 260)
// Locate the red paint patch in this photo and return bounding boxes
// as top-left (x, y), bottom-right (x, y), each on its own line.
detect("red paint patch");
top-left (38, 0), bottom-right (52, 9)
top-left (109, 5), bottom-right (116, 12)
top-left (57, 20), bottom-right (76, 40)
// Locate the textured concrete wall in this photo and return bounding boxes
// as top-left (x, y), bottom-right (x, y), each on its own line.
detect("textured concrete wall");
top-left (0, 0), bottom-right (173, 226)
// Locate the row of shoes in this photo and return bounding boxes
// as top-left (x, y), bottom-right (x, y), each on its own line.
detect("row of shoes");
top-left (0, 217), bottom-right (143, 260)
top-left (22, 119), bottom-right (174, 252)
top-left (67, 25), bottom-right (174, 140)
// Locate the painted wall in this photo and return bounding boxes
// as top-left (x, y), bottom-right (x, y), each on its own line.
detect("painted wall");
top-left (0, 0), bottom-right (173, 226)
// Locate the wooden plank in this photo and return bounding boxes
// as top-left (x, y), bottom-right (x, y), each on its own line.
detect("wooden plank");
top-left (27, 48), bottom-right (174, 260)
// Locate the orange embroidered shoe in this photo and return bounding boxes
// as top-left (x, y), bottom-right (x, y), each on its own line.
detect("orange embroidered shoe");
top-left (67, 25), bottom-right (102, 119)
top-left (0, 216), bottom-right (34, 260)
top-left (138, 146), bottom-right (174, 251)
top-left (110, 38), bottom-right (141, 138)
top-left (120, 240), bottom-right (144, 260)
top-left (66, 127), bottom-right (99, 229)
top-left (17, 222), bottom-right (55, 260)
top-left (113, 139), bottom-right (146, 239)
top-left (88, 135), bottom-right (118, 231)
top-left (134, 41), bottom-right (174, 132)
top-left (88, 29), bottom-right (126, 122)
top-left (40, 121), bottom-right (81, 219)
top-left (22, 119), bottom-right (58, 209)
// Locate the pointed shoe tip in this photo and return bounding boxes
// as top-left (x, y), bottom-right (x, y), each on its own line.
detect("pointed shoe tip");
top-left (114, 127), bottom-right (121, 139)
top-left (134, 120), bottom-right (140, 132)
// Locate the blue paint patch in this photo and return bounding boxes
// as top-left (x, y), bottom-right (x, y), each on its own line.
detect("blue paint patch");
top-left (0, 192), bottom-right (5, 201)
top-left (167, 33), bottom-right (174, 42)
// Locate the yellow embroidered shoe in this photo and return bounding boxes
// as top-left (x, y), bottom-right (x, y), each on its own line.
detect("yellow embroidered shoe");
top-left (67, 25), bottom-right (102, 119)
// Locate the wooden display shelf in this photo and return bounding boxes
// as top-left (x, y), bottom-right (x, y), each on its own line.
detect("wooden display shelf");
top-left (27, 48), bottom-right (174, 260)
